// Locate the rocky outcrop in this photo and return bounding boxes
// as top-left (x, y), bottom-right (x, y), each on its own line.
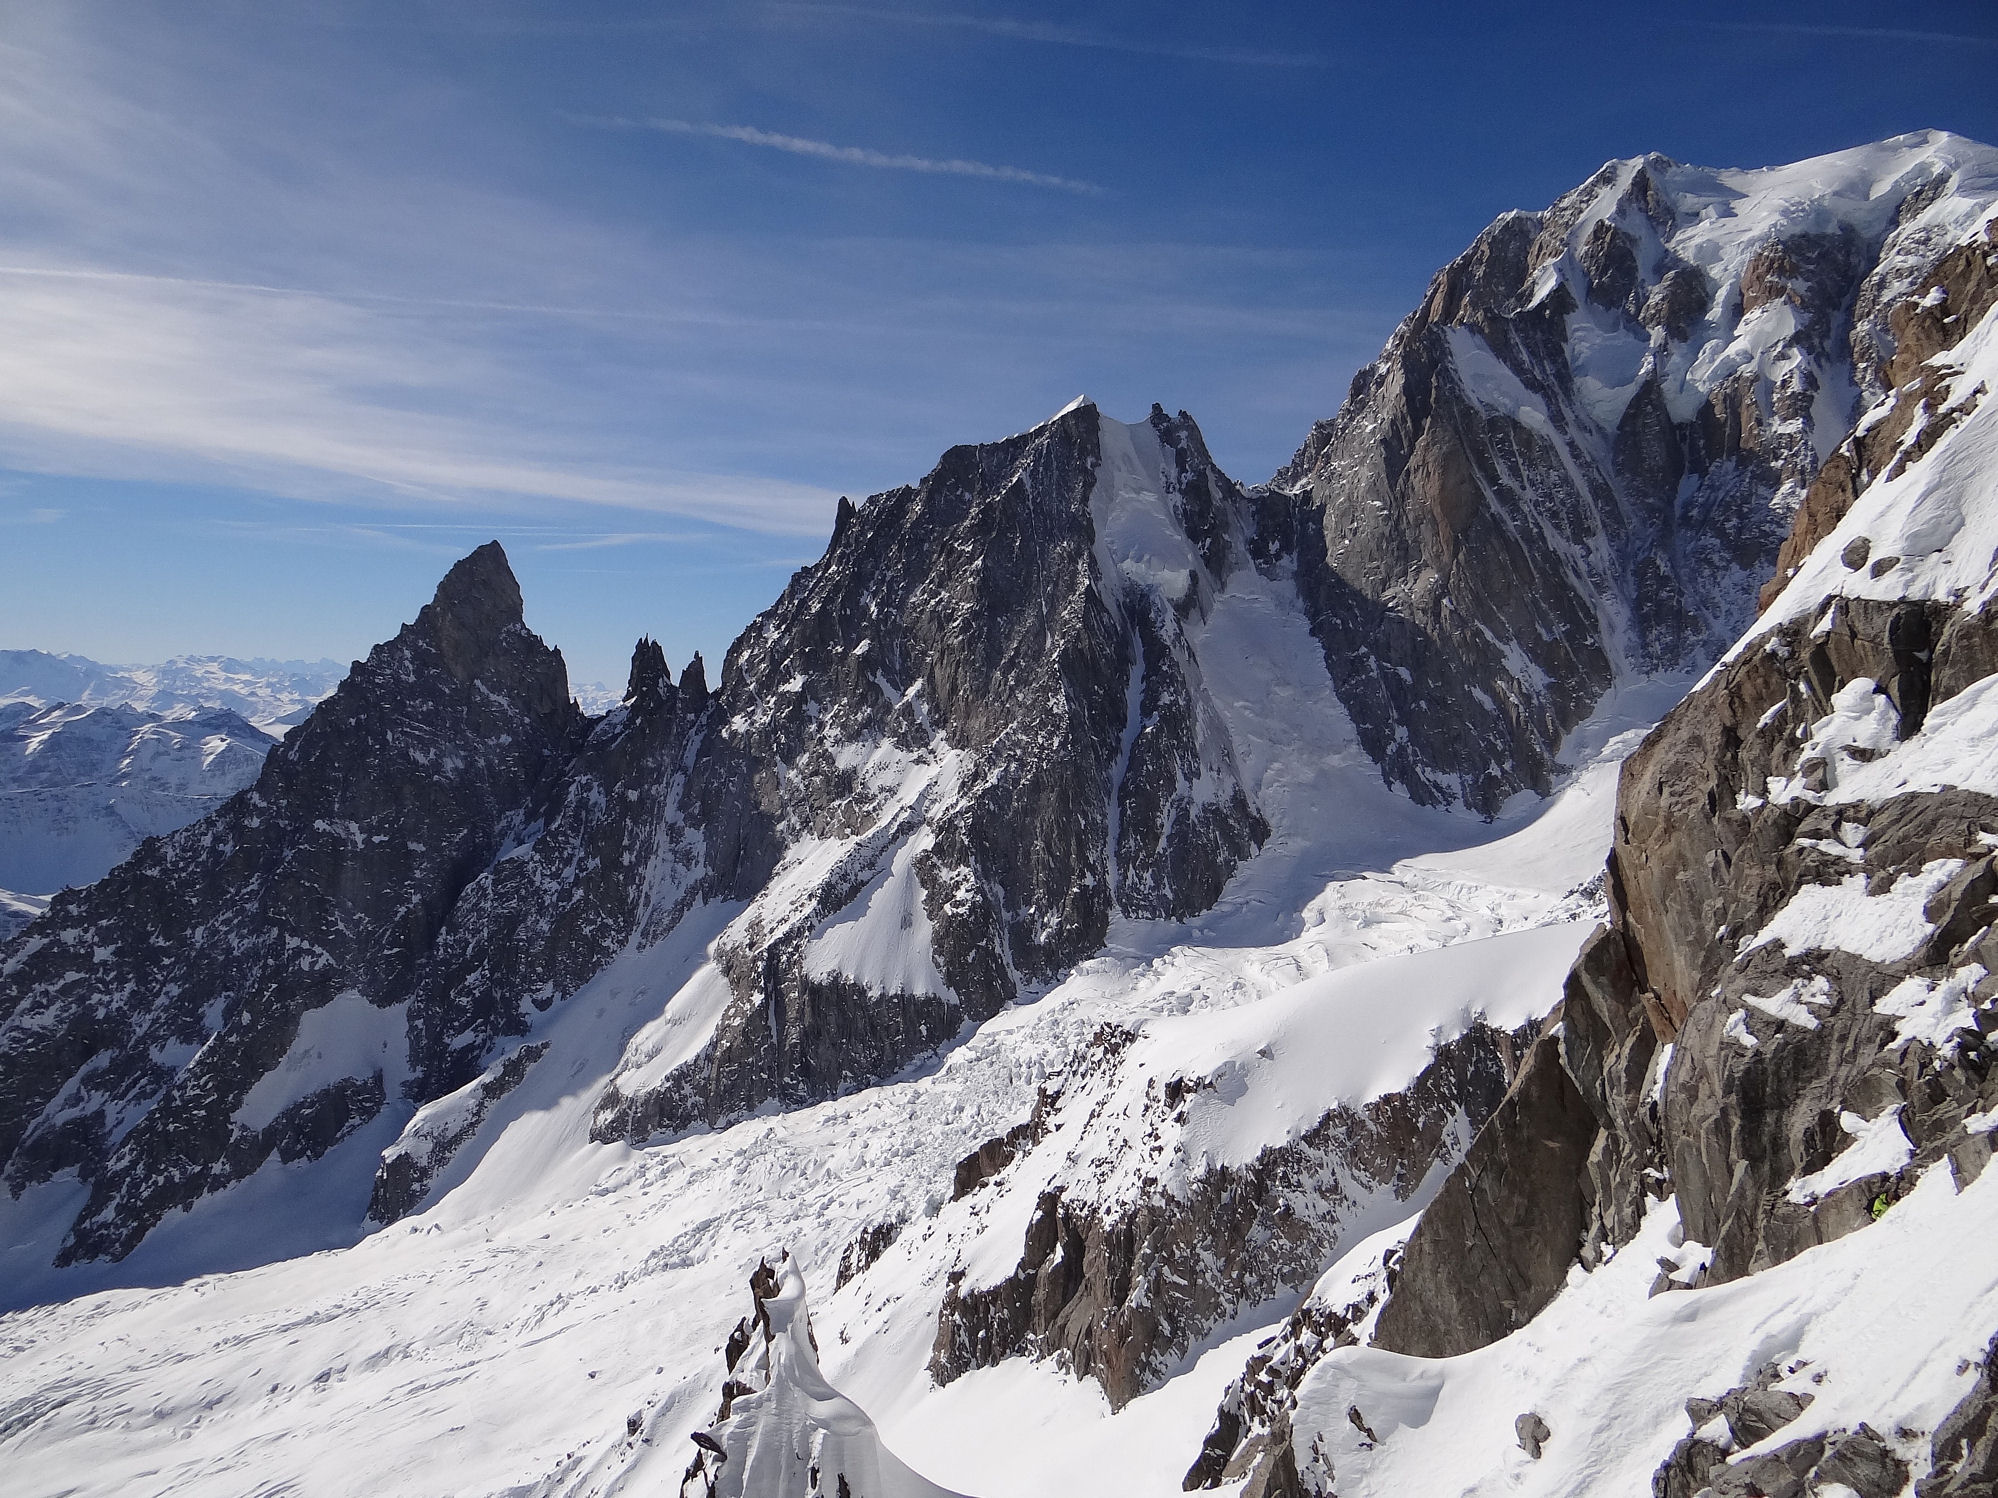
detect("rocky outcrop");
top-left (1362, 568), bottom-right (1998, 1352)
top-left (931, 1025), bottom-right (1519, 1409)
top-left (1369, 1030), bottom-right (1596, 1357)
top-left (1596, 587), bottom-right (1998, 1285)
top-left (1920, 1331), bottom-right (1998, 1496)
top-left (390, 636), bottom-right (714, 1104)
top-left (0, 543), bottom-right (585, 1263)
top-left (1650, 1361), bottom-right (1913, 1498)
top-left (1271, 134), bottom-right (1998, 815)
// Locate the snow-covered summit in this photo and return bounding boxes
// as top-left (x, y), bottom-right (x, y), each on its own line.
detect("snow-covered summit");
top-left (1270, 130), bottom-right (1998, 817)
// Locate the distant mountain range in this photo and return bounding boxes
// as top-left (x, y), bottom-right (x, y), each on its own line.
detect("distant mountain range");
top-left (0, 652), bottom-right (618, 937)
top-left (0, 650), bottom-right (348, 734)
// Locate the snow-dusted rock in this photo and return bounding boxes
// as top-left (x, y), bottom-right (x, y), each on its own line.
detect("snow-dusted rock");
top-left (1270, 130), bottom-right (1998, 815)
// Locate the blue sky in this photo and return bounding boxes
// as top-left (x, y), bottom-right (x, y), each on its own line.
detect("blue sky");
top-left (1, 1), bottom-right (1994, 691)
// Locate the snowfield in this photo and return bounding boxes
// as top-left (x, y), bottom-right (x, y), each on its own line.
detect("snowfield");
top-left (0, 666), bottom-right (1669, 1498)
top-left (5, 687), bottom-right (1989, 1498)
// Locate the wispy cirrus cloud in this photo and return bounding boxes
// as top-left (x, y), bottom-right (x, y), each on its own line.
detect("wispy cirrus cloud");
top-left (0, 18), bottom-right (848, 538)
top-left (574, 114), bottom-right (1102, 194)
top-left (771, 4), bottom-right (1328, 68)
top-left (1696, 20), bottom-right (1998, 46)
top-left (0, 265), bottom-right (842, 534)
top-left (533, 530), bottom-right (700, 551)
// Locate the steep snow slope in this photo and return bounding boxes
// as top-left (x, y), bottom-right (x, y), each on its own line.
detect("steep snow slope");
top-left (0, 700), bottom-right (274, 904)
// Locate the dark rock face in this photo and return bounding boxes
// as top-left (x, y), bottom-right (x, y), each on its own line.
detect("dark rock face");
top-left (1370, 1030), bottom-right (1596, 1357)
top-left (833, 1216), bottom-right (905, 1291)
top-left (932, 1025), bottom-right (1519, 1411)
top-left (391, 638), bottom-right (711, 1108)
top-left (0, 543), bottom-right (584, 1263)
top-left (1269, 149), bottom-right (1991, 815)
top-left (592, 403), bottom-right (1270, 1141)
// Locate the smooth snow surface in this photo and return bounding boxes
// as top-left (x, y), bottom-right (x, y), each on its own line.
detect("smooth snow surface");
top-left (1280, 1165), bottom-right (1996, 1498)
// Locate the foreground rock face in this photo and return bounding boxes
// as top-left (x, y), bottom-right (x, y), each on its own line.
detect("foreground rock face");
top-left (1270, 132), bottom-right (1998, 815)
top-left (1355, 183), bottom-right (1998, 1367)
top-left (0, 544), bottom-right (584, 1262)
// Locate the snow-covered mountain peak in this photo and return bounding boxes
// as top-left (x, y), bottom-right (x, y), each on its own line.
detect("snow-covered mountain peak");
top-left (1267, 133), bottom-right (1998, 817)
top-left (8, 136), bottom-right (1998, 1498)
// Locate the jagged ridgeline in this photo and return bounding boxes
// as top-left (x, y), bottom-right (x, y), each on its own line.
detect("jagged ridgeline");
top-left (1, 406), bottom-right (1282, 1265)
top-left (1268, 131), bottom-right (1997, 814)
top-left (2, 131), bottom-right (1992, 1288)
